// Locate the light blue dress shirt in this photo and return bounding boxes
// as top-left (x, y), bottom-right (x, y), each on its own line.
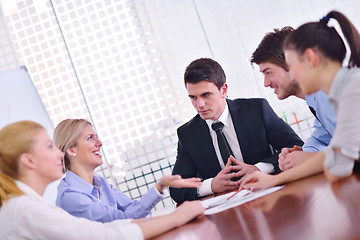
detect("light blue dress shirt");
top-left (56, 170), bottom-right (163, 223)
top-left (303, 91), bottom-right (336, 152)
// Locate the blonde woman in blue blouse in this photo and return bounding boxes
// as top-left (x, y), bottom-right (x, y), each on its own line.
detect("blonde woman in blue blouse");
top-left (241, 10), bottom-right (360, 189)
top-left (54, 118), bottom-right (202, 222)
top-left (0, 121), bottom-right (204, 239)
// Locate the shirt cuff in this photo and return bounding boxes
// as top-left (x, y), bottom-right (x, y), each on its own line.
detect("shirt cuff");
top-left (197, 178), bottom-right (214, 197)
top-left (323, 147), bottom-right (355, 177)
top-left (255, 162), bottom-right (274, 174)
top-left (152, 185), bottom-right (164, 197)
top-left (302, 145), bottom-right (321, 152)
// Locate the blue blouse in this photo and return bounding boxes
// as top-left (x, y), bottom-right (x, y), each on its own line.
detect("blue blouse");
top-left (56, 170), bottom-right (163, 223)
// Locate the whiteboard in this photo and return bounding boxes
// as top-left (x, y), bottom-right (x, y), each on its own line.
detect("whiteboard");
top-left (0, 66), bottom-right (59, 204)
top-left (0, 66), bottom-right (54, 133)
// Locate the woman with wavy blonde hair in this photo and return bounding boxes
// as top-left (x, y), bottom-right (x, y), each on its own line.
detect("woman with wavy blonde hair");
top-left (54, 118), bottom-right (202, 222)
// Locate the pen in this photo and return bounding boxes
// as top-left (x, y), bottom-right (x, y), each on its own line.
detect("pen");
top-left (227, 179), bottom-right (256, 200)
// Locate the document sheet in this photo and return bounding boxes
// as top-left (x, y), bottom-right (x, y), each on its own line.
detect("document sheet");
top-left (202, 186), bottom-right (284, 215)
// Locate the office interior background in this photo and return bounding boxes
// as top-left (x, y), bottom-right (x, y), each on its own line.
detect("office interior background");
top-left (0, 0), bottom-right (359, 214)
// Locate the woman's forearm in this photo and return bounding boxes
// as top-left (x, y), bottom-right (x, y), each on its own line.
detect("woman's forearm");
top-left (133, 201), bottom-right (204, 239)
top-left (136, 213), bottom-right (181, 239)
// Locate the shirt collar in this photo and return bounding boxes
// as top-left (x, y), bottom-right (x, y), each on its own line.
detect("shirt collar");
top-left (206, 101), bottom-right (230, 128)
top-left (328, 67), bottom-right (350, 105)
top-left (15, 180), bottom-right (44, 202)
top-left (64, 170), bottom-right (101, 194)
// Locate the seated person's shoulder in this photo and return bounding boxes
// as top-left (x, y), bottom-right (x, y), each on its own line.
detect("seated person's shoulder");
top-left (232, 98), bottom-right (269, 108)
top-left (56, 188), bottom-right (96, 211)
top-left (177, 114), bottom-right (202, 132)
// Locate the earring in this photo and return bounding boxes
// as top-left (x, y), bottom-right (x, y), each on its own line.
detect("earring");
top-left (73, 153), bottom-right (76, 156)
top-left (62, 158), bottom-right (66, 173)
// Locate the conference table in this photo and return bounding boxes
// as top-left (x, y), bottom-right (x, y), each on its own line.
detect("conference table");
top-left (154, 172), bottom-right (360, 240)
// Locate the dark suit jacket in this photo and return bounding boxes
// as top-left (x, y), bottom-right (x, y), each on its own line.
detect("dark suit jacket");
top-left (170, 98), bottom-right (304, 203)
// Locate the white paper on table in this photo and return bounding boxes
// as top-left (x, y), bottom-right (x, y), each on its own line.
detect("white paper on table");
top-left (201, 186), bottom-right (284, 215)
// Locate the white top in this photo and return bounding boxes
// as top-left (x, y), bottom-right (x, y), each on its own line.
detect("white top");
top-left (198, 103), bottom-right (274, 196)
top-left (0, 181), bottom-right (144, 240)
top-left (323, 67), bottom-right (360, 176)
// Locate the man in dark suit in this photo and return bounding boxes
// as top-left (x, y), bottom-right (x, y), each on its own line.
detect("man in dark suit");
top-left (170, 58), bottom-right (303, 204)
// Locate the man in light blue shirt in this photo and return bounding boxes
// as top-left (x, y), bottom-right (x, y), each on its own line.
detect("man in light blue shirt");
top-left (251, 26), bottom-right (336, 171)
top-left (303, 92), bottom-right (335, 151)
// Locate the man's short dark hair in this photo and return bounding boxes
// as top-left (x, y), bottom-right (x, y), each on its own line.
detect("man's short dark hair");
top-left (184, 58), bottom-right (226, 90)
top-left (250, 26), bottom-right (294, 71)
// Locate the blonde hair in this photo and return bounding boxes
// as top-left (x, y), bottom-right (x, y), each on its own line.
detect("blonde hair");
top-left (0, 121), bottom-right (44, 207)
top-left (54, 119), bottom-right (92, 170)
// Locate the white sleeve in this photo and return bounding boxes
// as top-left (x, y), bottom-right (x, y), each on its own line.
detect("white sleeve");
top-left (15, 197), bottom-right (144, 240)
top-left (323, 147), bottom-right (354, 177)
top-left (197, 178), bottom-right (214, 197)
top-left (323, 74), bottom-right (360, 176)
top-left (255, 162), bottom-right (274, 174)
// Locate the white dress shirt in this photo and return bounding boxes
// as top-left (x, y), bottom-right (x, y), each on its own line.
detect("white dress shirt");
top-left (0, 181), bottom-right (143, 240)
top-left (198, 103), bottom-right (274, 196)
top-left (323, 67), bottom-right (360, 176)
